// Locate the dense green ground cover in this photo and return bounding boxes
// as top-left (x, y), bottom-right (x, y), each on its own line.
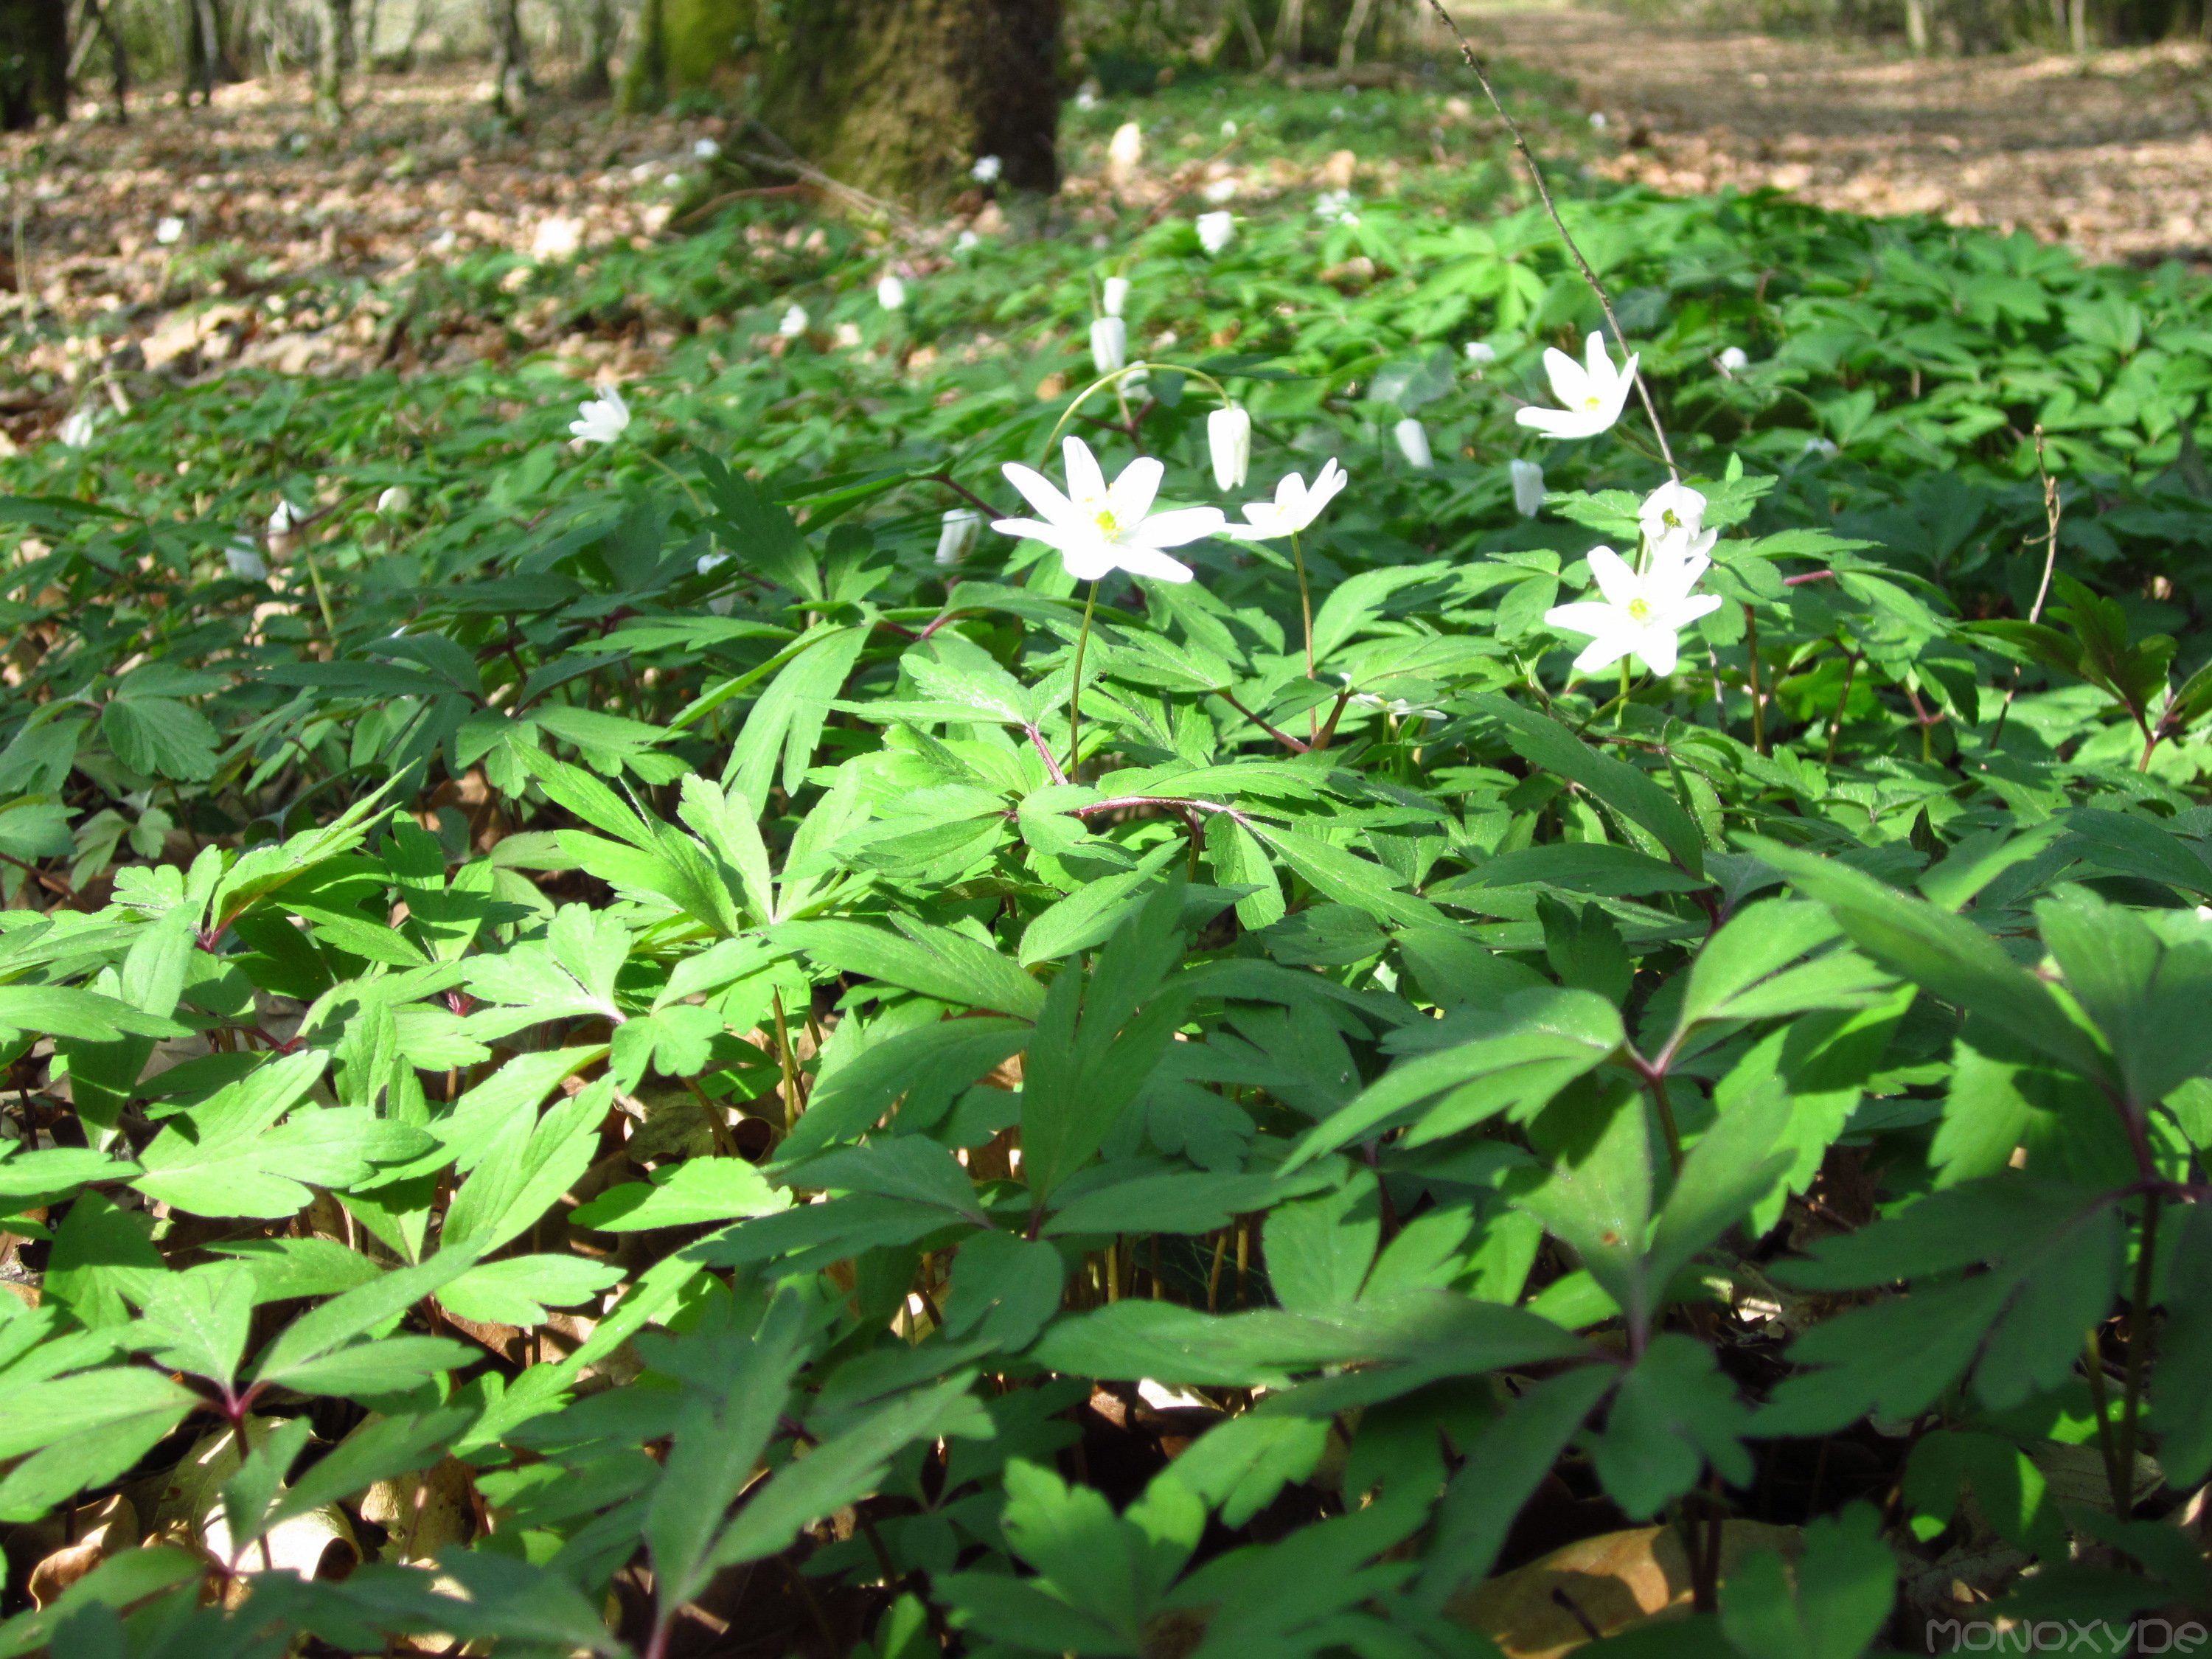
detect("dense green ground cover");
top-left (4, 63), bottom-right (2212, 1659)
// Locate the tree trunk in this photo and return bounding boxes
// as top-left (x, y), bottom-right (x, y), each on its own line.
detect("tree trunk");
top-left (754, 0), bottom-right (1060, 203)
top-left (485, 0), bottom-right (531, 116)
top-left (313, 0), bottom-right (349, 119)
top-left (1267, 0), bottom-right (1303, 67)
top-left (1335, 0), bottom-right (1373, 68)
top-left (572, 0), bottom-right (616, 97)
top-left (1903, 0), bottom-right (1928, 52)
top-left (2067, 0), bottom-right (2090, 48)
top-left (0, 0), bottom-right (68, 128)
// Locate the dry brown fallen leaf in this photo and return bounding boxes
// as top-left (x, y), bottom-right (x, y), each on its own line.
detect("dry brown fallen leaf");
top-left (27, 1492), bottom-right (139, 1608)
top-left (1450, 1520), bottom-right (1803, 1658)
top-left (154, 1422), bottom-right (360, 1587)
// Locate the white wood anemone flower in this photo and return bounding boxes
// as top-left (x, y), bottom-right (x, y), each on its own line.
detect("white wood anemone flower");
top-left (994, 437), bottom-right (1226, 583)
top-left (1544, 545), bottom-right (1722, 675)
top-left (569, 383), bottom-right (630, 446)
top-left (1638, 480), bottom-right (1717, 565)
top-left (1515, 330), bottom-right (1638, 441)
top-left (1222, 459), bottom-right (1348, 541)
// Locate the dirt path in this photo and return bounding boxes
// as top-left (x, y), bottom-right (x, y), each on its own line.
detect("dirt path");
top-left (1467, 3), bottom-right (2212, 265)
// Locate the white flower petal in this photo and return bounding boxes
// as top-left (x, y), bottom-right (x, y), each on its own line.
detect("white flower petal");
top-left (1113, 545), bottom-right (1196, 583)
top-left (1108, 455), bottom-right (1165, 526)
top-left (1002, 462), bottom-right (1075, 524)
top-left (1573, 633), bottom-right (1635, 673)
top-left (1127, 506), bottom-right (1227, 549)
top-left (1635, 626), bottom-right (1681, 675)
top-left (1062, 437), bottom-right (1109, 507)
top-left (1585, 546), bottom-right (1640, 610)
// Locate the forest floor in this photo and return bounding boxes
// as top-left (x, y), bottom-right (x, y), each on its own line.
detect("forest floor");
top-left (1467, 1), bottom-right (2212, 265)
top-left (4, 7), bottom-right (2211, 440)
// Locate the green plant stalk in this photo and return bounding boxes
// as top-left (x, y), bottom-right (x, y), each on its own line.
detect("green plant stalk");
top-left (2114, 1189), bottom-right (2163, 1517)
top-left (299, 546), bottom-right (340, 643)
top-left (771, 987), bottom-right (803, 1133)
top-left (1743, 605), bottom-right (1765, 755)
top-left (1065, 580), bottom-right (1099, 780)
top-left (2084, 1330), bottom-right (2128, 1519)
top-left (1292, 530), bottom-right (1318, 738)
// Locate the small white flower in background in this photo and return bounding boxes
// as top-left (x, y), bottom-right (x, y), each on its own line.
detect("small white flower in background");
top-left (268, 501), bottom-right (299, 537)
top-left (778, 304), bottom-right (809, 338)
top-left (1075, 85), bottom-right (1099, 111)
top-left (1207, 404), bottom-right (1251, 492)
top-left (1718, 345), bottom-right (1749, 375)
top-left (531, 216), bottom-right (583, 262)
top-left (1313, 189), bottom-right (1360, 227)
top-left (57, 409), bottom-right (97, 449)
top-left (1351, 691), bottom-right (1442, 720)
top-left (697, 551), bottom-right (735, 614)
top-left (693, 136), bottom-right (720, 160)
top-left (972, 155), bottom-right (1004, 184)
top-left (1464, 340), bottom-right (1498, 368)
top-left (1328, 105), bottom-right (1346, 122)
top-left (1102, 275), bottom-right (1130, 318)
top-left (1201, 176), bottom-right (1238, 205)
top-left (1090, 315), bottom-right (1128, 375)
top-left (877, 274), bottom-right (907, 310)
top-left (993, 435), bottom-right (1226, 585)
top-left (569, 382), bottom-right (630, 446)
top-left (1589, 111), bottom-right (1608, 130)
top-left (833, 321), bottom-right (864, 349)
top-left (1802, 436), bottom-right (1840, 459)
top-left (226, 541), bottom-right (269, 581)
top-left (375, 485), bottom-right (411, 516)
top-left (155, 216), bottom-right (185, 246)
top-left (428, 229), bottom-right (458, 257)
top-left (936, 507), bottom-right (983, 567)
top-left (1107, 122), bottom-right (1144, 174)
top-left (663, 173), bottom-right (685, 190)
top-left (1196, 210), bottom-right (1235, 255)
top-left (1544, 545), bottom-right (1723, 676)
top-left (1393, 417), bottom-right (1433, 470)
top-left (1638, 480), bottom-right (1714, 559)
top-left (1510, 458), bottom-right (1545, 518)
top-left (1515, 330), bottom-right (1638, 441)
top-left (1223, 459), bottom-right (1349, 541)
top-left (1221, 118), bottom-right (1239, 136)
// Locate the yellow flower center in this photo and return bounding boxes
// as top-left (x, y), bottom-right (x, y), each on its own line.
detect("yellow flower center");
top-left (1094, 508), bottom-right (1120, 537)
top-left (1585, 394), bottom-right (1602, 409)
top-left (1627, 597), bottom-right (1652, 624)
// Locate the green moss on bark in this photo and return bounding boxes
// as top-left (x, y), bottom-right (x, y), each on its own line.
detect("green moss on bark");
top-left (752, 0), bottom-right (1060, 204)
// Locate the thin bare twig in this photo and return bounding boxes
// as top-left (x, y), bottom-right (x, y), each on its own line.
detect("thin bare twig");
top-left (1989, 425), bottom-right (2062, 752)
top-left (1419, 0), bottom-right (1677, 478)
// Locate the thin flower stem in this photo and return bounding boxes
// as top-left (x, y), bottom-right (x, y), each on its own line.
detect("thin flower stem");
top-left (637, 447), bottom-right (707, 515)
top-left (1743, 605), bottom-right (1766, 756)
top-left (2084, 1331), bottom-right (2128, 1518)
top-left (770, 988), bottom-right (803, 1133)
top-left (1291, 530), bottom-right (1318, 739)
top-left (2115, 1189), bottom-right (2163, 1517)
top-left (299, 546), bottom-right (340, 643)
top-left (1419, 0), bottom-right (1677, 479)
top-left (1065, 580), bottom-right (1100, 779)
top-left (1041, 361), bottom-right (1236, 462)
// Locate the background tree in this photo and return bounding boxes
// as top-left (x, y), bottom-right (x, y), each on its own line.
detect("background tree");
top-left (0, 0), bottom-right (66, 127)
top-left (313, 0), bottom-right (352, 119)
top-left (751, 0), bottom-right (1062, 199)
top-left (484, 0), bottom-right (530, 114)
top-left (571, 0), bottom-right (618, 96)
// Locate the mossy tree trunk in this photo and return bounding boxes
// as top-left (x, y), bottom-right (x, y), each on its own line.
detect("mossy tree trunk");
top-left (753, 0), bottom-right (1061, 203)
